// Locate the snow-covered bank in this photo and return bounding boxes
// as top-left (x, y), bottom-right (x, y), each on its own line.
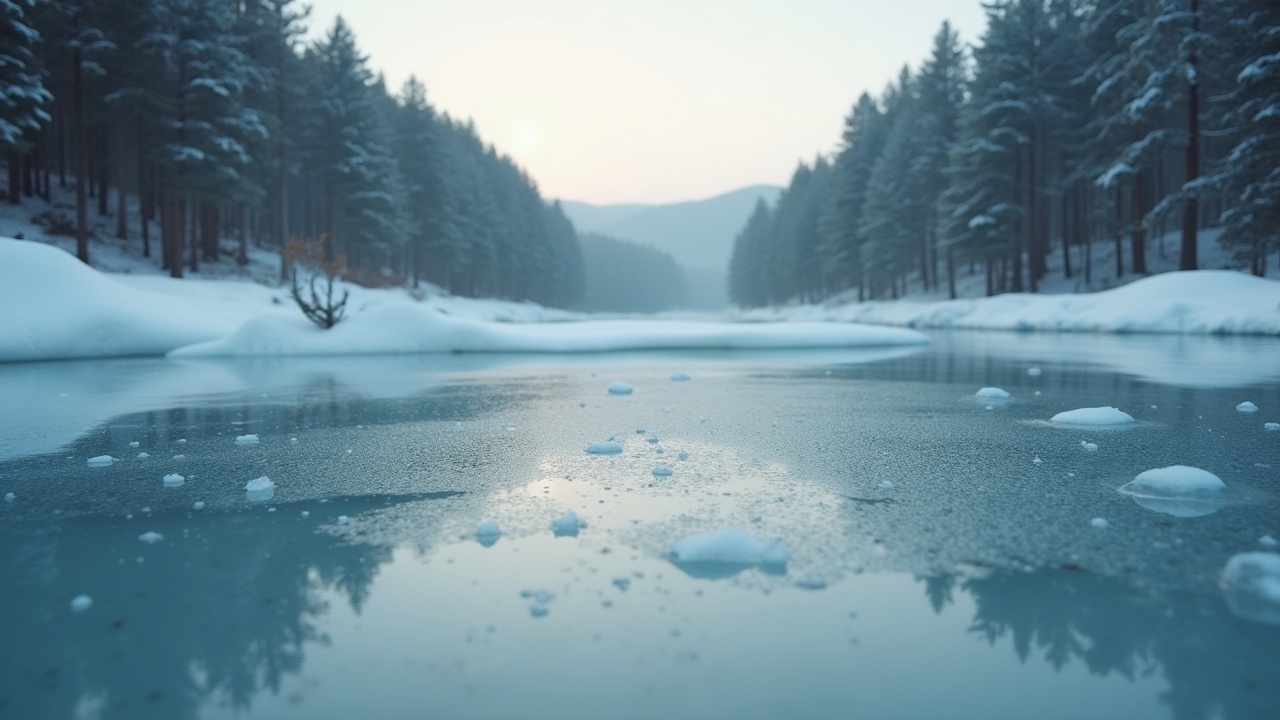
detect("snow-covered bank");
top-left (737, 270), bottom-right (1280, 335)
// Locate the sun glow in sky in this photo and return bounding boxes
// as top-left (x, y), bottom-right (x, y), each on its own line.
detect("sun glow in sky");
top-left (305, 0), bottom-right (988, 205)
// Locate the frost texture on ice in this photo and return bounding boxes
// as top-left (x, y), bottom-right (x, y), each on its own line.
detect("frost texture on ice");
top-left (245, 475), bottom-right (275, 502)
top-left (86, 455), bottom-right (114, 467)
top-left (163, 473), bottom-right (185, 487)
top-left (552, 510), bottom-right (581, 537)
top-left (1090, 517), bottom-right (1110, 529)
top-left (1051, 407), bottom-right (1135, 426)
top-left (975, 387), bottom-right (1011, 400)
top-left (475, 520), bottom-right (501, 547)
top-left (1119, 465), bottom-right (1226, 518)
top-left (138, 531), bottom-right (163, 544)
top-left (585, 440), bottom-right (623, 455)
top-left (1221, 552), bottom-right (1280, 625)
top-left (1237, 401), bottom-right (1258, 412)
top-left (671, 372), bottom-right (690, 381)
top-left (652, 465), bottom-right (673, 477)
top-left (607, 381), bottom-right (633, 395)
top-left (669, 529), bottom-right (789, 578)
top-left (70, 595), bottom-right (93, 613)
top-left (235, 434), bottom-right (260, 445)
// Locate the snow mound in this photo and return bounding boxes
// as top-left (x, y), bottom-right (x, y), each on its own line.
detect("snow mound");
top-left (162, 473), bottom-right (185, 488)
top-left (585, 440), bottom-right (623, 454)
top-left (1221, 552), bottom-right (1280, 625)
top-left (1051, 407), bottom-right (1135, 426)
top-left (138, 531), bottom-right (163, 544)
top-left (975, 387), bottom-right (1010, 400)
top-left (86, 455), bottom-right (114, 467)
top-left (669, 529), bottom-right (789, 577)
top-left (235, 434), bottom-right (260, 445)
top-left (1237, 401), bottom-right (1259, 412)
top-left (607, 381), bottom-right (633, 395)
top-left (1118, 465), bottom-right (1226, 517)
top-left (552, 510), bottom-right (581, 537)
top-left (245, 475), bottom-right (275, 502)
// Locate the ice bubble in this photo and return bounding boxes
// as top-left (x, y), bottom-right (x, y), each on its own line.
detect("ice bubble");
top-left (245, 475), bottom-right (275, 502)
top-left (138, 531), bottom-right (163, 544)
top-left (1260, 535), bottom-right (1278, 548)
top-left (163, 473), bottom-right (185, 487)
top-left (136, 452), bottom-right (150, 459)
top-left (585, 440), bottom-right (623, 454)
top-left (612, 577), bottom-right (631, 591)
top-left (193, 501), bottom-right (205, 510)
top-left (1237, 401), bottom-right (1259, 413)
top-left (1081, 441), bottom-right (1098, 452)
top-left (671, 372), bottom-right (690, 381)
top-left (235, 434), bottom-right (260, 445)
top-left (337, 515), bottom-right (350, 525)
top-left (86, 455), bottom-right (115, 468)
top-left (607, 381), bottom-right (633, 395)
top-left (3, 492), bottom-right (13, 502)
top-left (677, 451), bottom-right (689, 461)
top-left (530, 603), bottom-right (549, 618)
top-left (128, 441), bottom-right (140, 448)
top-left (475, 520), bottom-right (501, 547)
top-left (652, 465), bottom-right (673, 477)
top-left (1118, 465), bottom-right (1226, 518)
top-left (1051, 407), bottom-right (1135, 426)
top-left (669, 529), bottom-right (789, 578)
top-left (880, 480), bottom-right (894, 489)
top-left (1027, 367), bottom-right (1042, 377)
top-left (975, 387), bottom-right (1011, 400)
top-left (1265, 423), bottom-right (1280, 431)
top-left (552, 510), bottom-right (581, 537)
top-left (1220, 552), bottom-right (1280, 625)
top-left (70, 595), bottom-right (93, 613)
top-left (1089, 517), bottom-right (1109, 529)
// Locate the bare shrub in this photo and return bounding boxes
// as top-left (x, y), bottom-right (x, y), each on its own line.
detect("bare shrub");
top-left (284, 235), bottom-right (349, 329)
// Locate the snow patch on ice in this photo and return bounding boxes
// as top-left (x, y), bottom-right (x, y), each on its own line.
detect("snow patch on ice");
top-left (1051, 407), bottom-right (1135, 426)
top-left (235, 434), bottom-right (260, 445)
top-left (1266, 423), bottom-right (1280, 431)
top-left (585, 440), bottom-right (623, 454)
top-left (1221, 552), bottom-right (1280, 625)
top-left (162, 473), bottom-right (185, 487)
top-left (1090, 517), bottom-right (1110, 529)
top-left (975, 387), bottom-right (1010, 400)
top-left (1081, 441), bottom-right (1098, 452)
top-left (1118, 465), bottom-right (1226, 518)
top-left (86, 455), bottom-right (114, 467)
top-left (70, 595), bottom-right (93, 613)
top-left (552, 510), bottom-right (581, 537)
top-left (138, 531), bottom-right (163, 544)
top-left (652, 465), bottom-right (673, 477)
top-left (607, 381), bottom-right (633, 395)
top-left (245, 475), bottom-right (275, 502)
top-left (669, 528), bottom-right (789, 576)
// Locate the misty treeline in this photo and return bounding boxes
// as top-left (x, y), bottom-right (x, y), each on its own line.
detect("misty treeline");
top-left (578, 233), bottom-right (688, 313)
top-left (0, 0), bottom-right (584, 308)
top-left (730, 0), bottom-right (1279, 308)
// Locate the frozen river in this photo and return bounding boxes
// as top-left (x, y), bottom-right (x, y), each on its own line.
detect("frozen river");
top-left (1, 331), bottom-right (1278, 720)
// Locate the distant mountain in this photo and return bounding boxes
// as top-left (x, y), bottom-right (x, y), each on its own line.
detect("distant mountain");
top-left (559, 185), bottom-right (783, 309)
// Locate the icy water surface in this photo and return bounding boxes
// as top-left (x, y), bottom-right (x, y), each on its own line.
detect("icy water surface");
top-left (1, 333), bottom-right (1279, 720)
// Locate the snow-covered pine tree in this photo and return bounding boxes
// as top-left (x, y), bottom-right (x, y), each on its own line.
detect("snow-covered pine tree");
top-left (0, 0), bottom-right (52, 199)
top-left (817, 93), bottom-right (889, 300)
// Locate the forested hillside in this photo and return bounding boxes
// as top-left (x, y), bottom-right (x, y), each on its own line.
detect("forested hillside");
top-left (730, 0), bottom-right (1280, 308)
top-left (578, 233), bottom-right (688, 313)
top-left (0, 0), bottom-right (583, 309)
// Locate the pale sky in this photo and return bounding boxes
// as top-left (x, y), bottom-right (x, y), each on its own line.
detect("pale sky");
top-left (304, 0), bottom-right (989, 206)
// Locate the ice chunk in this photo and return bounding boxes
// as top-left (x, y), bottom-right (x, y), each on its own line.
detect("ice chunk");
top-left (136, 452), bottom-right (150, 459)
top-left (585, 440), bottom-right (623, 454)
top-left (975, 387), bottom-right (1010, 400)
top-left (669, 528), bottom-right (789, 578)
top-left (1260, 535), bottom-right (1278, 548)
top-left (880, 480), bottom-right (894, 489)
top-left (337, 515), bottom-right (350, 525)
top-left (1033, 456), bottom-right (1042, 465)
top-left (1237, 401), bottom-right (1259, 412)
top-left (1089, 517), bottom-right (1109, 529)
top-left (646, 436), bottom-right (659, 444)
top-left (70, 595), bottom-right (93, 613)
top-left (552, 510), bottom-right (581, 537)
top-left (138, 531), bottom-right (163, 544)
top-left (1081, 441), bottom-right (1098, 452)
top-left (163, 473), bottom-right (185, 487)
top-left (612, 577), bottom-right (631, 591)
top-left (607, 381), bottom-right (633, 395)
top-left (300, 510), bottom-right (309, 518)
top-left (176, 439), bottom-right (186, 444)
top-left (192, 501), bottom-right (205, 510)
top-left (671, 372), bottom-right (690, 381)
top-left (235, 434), bottom-right (260, 445)
top-left (530, 603), bottom-right (549, 618)
top-left (128, 441), bottom-right (140, 448)
top-left (1051, 407), bottom-right (1135, 426)
top-left (635, 426), bottom-right (646, 434)
top-left (86, 455), bottom-right (114, 467)
top-left (1118, 465), bottom-right (1226, 518)
top-left (3, 492), bottom-right (13, 502)
top-left (1221, 552), bottom-right (1280, 625)
top-left (1266, 423), bottom-right (1280, 431)
top-left (652, 465), bottom-right (673, 477)
top-left (475, 519), bottom-right (501, 547)
top-left (245, 475), bottom-right (275, 502)
top-left (1027, 367), bottom-right (1042, 377)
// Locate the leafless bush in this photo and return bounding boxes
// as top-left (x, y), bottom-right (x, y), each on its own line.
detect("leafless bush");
top-left (284, 235), bottom-right (349, 329)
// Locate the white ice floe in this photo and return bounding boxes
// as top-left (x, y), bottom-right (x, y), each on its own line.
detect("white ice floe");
top-left (245, 475), bottom-right (275, 502)
top-left (193, 501), bottom-right (205, 510)
top-left (235, 434), bottom-right (260, 445)
top-left (475, 520), bottom-right (501, 547)
top-left (1027, 367), bottom-right (1042, 377)
top-left (880, 480), bottom-right (894, 489)
top-left (1051, 407), bottom-right (1135, 426)
top-left (607, 381), bottom-right (633, 395)
top-left (671, 372), bottom-right (690, 381)
top-left (1266, 423), bottom-right (1280, 431)
top-left (975, 387), bottom-right (1011, 400)
top-left (1033, 456), bottom-right (1043, 465)
top-left (669, 529), bottom-right (789, 572)
top-left (552, 510), bottom-right (581, 536)
top-left (138, 531), bottom-right (163, 544)
top-left (162, 473), bottom-right (185, 487)
top-left (1221, 552), bottom-right (1280, 625)
top-left (337, 515), bottom-right (350, 525)
top-left (137, 452), bottom-right (150, 459)
top-left (1090, 517), bottom-right (1110, 529)
top-left (4, 492), bottom-right (12, 502)
top-left (1081, 441), bottom-right (1098, 452)
top-left (86, 455), bottom-right (114, 467)
top-left (652, 466), bottom-right (673, 477)
top-left (70, 595), bottom-right (93, 613)
top-left (1118, 465), bottom-right (1226, 518)
top-left (1237, 401), bottom-right (1259, 412)
top-left (585, 440), bottom-right (623, 454)
top-left (128, 441), bottom-right (140, 448)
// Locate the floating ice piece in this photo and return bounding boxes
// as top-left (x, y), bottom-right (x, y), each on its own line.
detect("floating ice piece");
top-left (1260, 535), bottom-right (1278, 548)
top-left (176, 439), bottom-right (186, 444)
top-left (136, 452), bottom-right (150, 459)
top-left (128, 441), bottom-right (140, 448)
top-left (70, 595), bottom-right (93, 613)
top-left (1033, 456), bottom-right (1043, 465)
top-left (193, 501), bottom-right (205, 510)
top-left (1090, 517), bottom-right (1109, 529)
top-left (86, 455), bottom-right (114, 467)
top-left (635, 426), bottom-right (646, 434)
top-left (1237, 401), bottom-right (1259, 412)
top-left (245, 476), bottom-right (275, 502)
top-left (795, 579), bottom-right (828, 591)
top-left (172, 454), bottom-right (185, 460)
top-left (652, 465), bottom-right (673, 477)
top-left (1221, 552), bottom-right (1280, 625)
top-left (646, 436), bottom-right (659, 444)
top-left (1118, 465), bottom-right (1226, 518)
top-left (552, 510), bottom-right (581, 537)
top-left (235, 434), bottom-right (260, 445)
top-left (975, 387), bottom-right (1010, 400)
top-left (1027, 367), bottom-right (1042, 377)
top-left (669, 529), bottom-right (789, 578)
top-left (529, 603), bottom-right (549, 617)
top-left (612, 577), bottom-right (631, 591)
top-left (677, 451), bottom-right (689, 461)
top-left (1051, 407), bottom-right (1135, 426)
top-left (138, 531), bottom-right (163, 544)
top-left (163, 473), bottom-right (185, 487)
top-left (880, 480), bottom-right (894, 489)
top-left (586, 440), bottom-right (623, 454)
top-left (1081, 441), bottom-right (1098, 452)
top-left (300, 510), bottom-right (309, 518)
top-left (337, 515), bottom-right (350, 525)
top-left (1266, 423), bottom-right (1280, 431)
top-left (475, 520), bottom-right (501, 547)
top-left (607, 381), bottom-right (633, 395)
top-left (671, 372), bottom-right (690, 381)
top-left (3, 492), bottom-right (12, 502)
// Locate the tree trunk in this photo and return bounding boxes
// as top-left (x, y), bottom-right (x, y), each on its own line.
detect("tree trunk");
top-left (6, 150), bottom-right (18, 204)
top-left (1113, 186), bottom-right (1124, 279)
top-left (138, 133), bottom-right (150, 257)
top-left (237, 204), bottom-right (247, 265)
top-left (73, 37), bottom-right (89, 264)
top-left (1131, 168), bottom-right (1147, 275)
top-left (115, 122), bottom-right (127, 239)
top-left (1180, 0), bottom-right (1200, 271)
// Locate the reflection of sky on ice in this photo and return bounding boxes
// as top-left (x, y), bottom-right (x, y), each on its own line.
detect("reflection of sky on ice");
top-left (1, 338), bottom-right (1278, 719)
